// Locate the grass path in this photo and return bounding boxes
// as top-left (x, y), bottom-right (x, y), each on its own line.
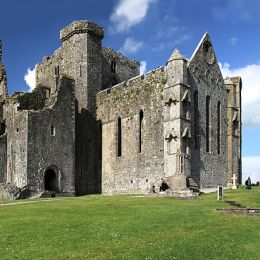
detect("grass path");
top-left (0, 199), bottom-right (58, 207)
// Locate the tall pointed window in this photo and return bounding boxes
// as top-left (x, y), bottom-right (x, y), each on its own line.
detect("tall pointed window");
top-left (194, 91), bottom-right (198, 149)
top-left (217, 101), bottom-right (221, 154)
top-left (117, 117), bottom-right (122, 157)
top-left (139, 110), bottom-right (144, 153)
top-left (206, 96), bottom-right (211, 152)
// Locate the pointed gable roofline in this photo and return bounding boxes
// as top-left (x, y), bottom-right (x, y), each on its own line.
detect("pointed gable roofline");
top-left (188, 32), bottom-right (211, 65)
top-left (167, 48), bottom-right (186, 64)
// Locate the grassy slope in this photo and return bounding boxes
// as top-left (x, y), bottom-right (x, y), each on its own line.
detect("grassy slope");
top-left (0, 187), bottom-right (259, 260)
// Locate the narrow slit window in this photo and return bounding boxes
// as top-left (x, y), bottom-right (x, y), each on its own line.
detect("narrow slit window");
top-left (79, 65), bottom-right (82, 77)
top-left (194, 91), bottom-right (198, 149)
top-left (111, 59), bottom-right (116, 73)
top-left (0, 122), bottom-right (6, 135)
top-left (206, 95), bottom-right (211, 152)
top-left (139, 110), bottom-right (144, 153)
top-left (45, 88), bottom-right (50, 98)
top-left (51, 125), bottom-right (55, 136)
top-left (180, 154), bottom-right (184, 174)
top-left (117, 117), bottom-right (122, 157)
top-left (217, 101), bottom-right (221, 154)
top-left (54, 65), bottom-right (59, 76)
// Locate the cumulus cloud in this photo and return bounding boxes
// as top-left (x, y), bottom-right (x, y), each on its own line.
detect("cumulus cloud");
top-left (140, 61), bottom-right (147, 75)
top-left (242, 156), bottom-right (260, 183)
top-left (120, 37), bottom-right (143, 53)
top-left (24, 65), bottom-right (36, 92)
top-left (229, 37), bottom-right (238, 46)
top-left (219, 62), bottom-right (260, 126)
top-left (110, 0), bottom-right (155, 32)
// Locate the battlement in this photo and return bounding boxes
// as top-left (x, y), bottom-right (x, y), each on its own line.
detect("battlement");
top-left (60, 20), bottom-right (104, 42)
top-left (0, 39), bottom-right (2, 63)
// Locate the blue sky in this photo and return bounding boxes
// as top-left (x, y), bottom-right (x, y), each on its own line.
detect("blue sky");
top-left (0, 0), bottom-right (260, 182)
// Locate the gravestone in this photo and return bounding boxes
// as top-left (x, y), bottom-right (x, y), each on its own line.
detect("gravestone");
top-left (217, 186), bottom-right (224, 200)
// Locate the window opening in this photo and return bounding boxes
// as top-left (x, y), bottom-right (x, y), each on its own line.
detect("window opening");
top-left (217, 101), bottom-right (221, 154)
top-left (139, 110), bottom-right (144, 153)
top-left (117, 117), bottom-right (122, 157)
top-left (206, 95), bottom-right (211, 152)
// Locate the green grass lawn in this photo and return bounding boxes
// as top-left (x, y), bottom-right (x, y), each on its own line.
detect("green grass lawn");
top-left (0, 187), bottom-right (259, 260)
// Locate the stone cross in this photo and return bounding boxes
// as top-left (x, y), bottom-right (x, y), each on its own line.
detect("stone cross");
top-left (231, 174), bottom-right (237, 189)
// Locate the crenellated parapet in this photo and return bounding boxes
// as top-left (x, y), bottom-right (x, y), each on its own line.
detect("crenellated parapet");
top-left (60, 20), bottom-right (104, 42)
top-left (0, 40), bottom-right (8, 101)
top-left (0, 40), bottom-right (2, 63)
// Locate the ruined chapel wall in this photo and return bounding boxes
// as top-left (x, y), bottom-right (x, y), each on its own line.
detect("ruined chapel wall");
top-left (0, 135), bottom-right (7, 183)
top-left (36, 47), bottom-right (66, 94)
top-left (4, 103), bottom-right (28, 187)
top-left (101, 48), bottom-right (139, 89)
top-left (97, 68), bottom-right (166, 194)
top-left (27, 77), bottom-right (75, 195)
top-left (188, 37), bottom-right (227, 187)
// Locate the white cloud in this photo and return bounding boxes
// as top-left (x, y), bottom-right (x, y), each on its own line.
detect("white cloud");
top-left (110, 0), bottom-right (155, 32)
top-left (140, 61), bottom-right (147, 75)
top-left (242, 156), bottom-right (260, 183)
top-left (120, 37), bottom-right (143, 53)
top-left (229, 37), bottom-right (238, 46)
top-left (219, 62), bottom-right (260, 126)
top-left (24, 65), bottom-right (36, 92)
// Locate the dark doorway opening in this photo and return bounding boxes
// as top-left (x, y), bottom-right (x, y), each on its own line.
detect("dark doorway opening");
top-left (44, 169), bottom-right (59, 192)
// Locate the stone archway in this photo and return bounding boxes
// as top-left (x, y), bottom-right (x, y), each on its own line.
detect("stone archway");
top-left (44, 167), bottom-right (59, 192)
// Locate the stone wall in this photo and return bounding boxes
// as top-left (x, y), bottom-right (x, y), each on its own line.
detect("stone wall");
top-left (0, 134), bottom-right (7, 183)
top-left (101, 48), bottom-right (139, 89)
top-left (226, 76), bottom-right (242, 185)
top-left (0, 63), bottom-right (8, 101)
top-left (188, 33), bottom-right (228, 187)
top-left (36, 20), bottom-right (140, 195)
top-left (26, 77), bottom-right (75, 195)
top-left (0, 21), bottom-right (242, 197)
top-left (97, 67), bottom-right (166, 194)
top-left (4, 97), bottom-right (29, 187)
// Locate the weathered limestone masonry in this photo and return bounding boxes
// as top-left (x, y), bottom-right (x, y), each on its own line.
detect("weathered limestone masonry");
top-left (188, 33), bottom-right (229, 188)
top-left (36, 21), bottom-right (139, 195)
top-left (26, 77), bottom-right (76, 195)
top-left (0, 40), bottom-right (8, 101)
top-left (2, 77), bottom-right (75, 196)
top-left (0, 40), bottom-right (8, 184)
top-left (164, 49), bottom-right (191, 190)
top-left (0, 20), bottom-right (242, 199)
top-left (97, 68), bottom-right (165, 194)
top-left (225, 76), bottom-right (242, 185)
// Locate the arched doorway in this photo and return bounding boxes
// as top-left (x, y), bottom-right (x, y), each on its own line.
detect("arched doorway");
top-left (44, 167), bottom-right (59, 192)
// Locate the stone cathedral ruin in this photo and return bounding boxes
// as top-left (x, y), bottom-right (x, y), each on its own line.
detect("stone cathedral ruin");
top-left (0, 20), bottom-right (241, 199)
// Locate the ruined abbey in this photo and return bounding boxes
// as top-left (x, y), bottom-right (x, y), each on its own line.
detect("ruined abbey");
top-left (0, 20), bottom-right (241, 199)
